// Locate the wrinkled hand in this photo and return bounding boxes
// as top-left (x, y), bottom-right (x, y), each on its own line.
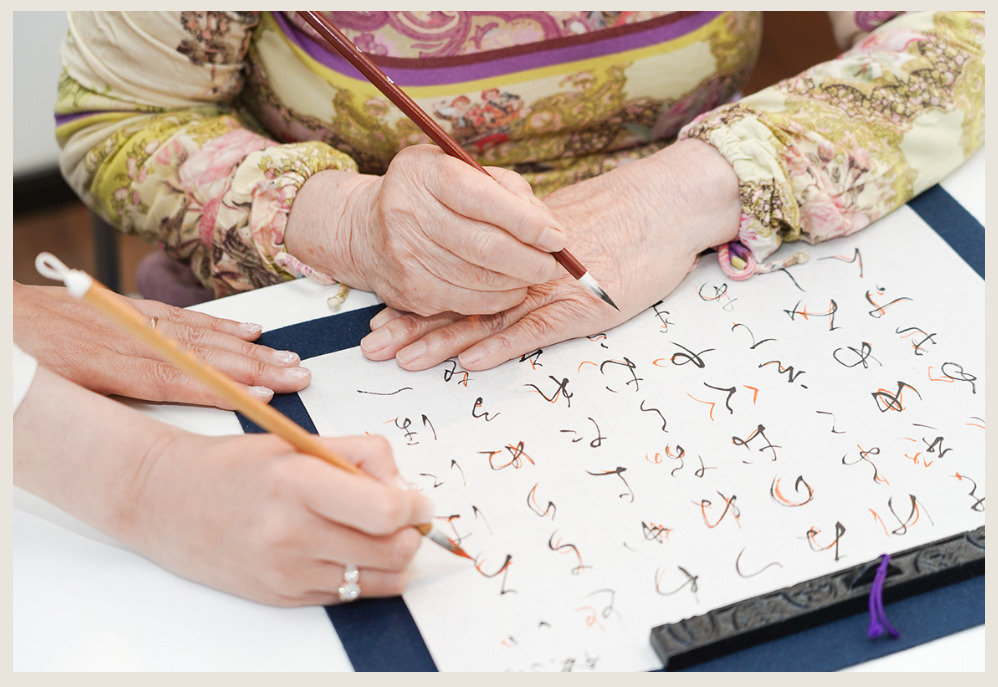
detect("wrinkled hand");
top-left (13, 281), bottom-right (310, 408)
top-left (285, 144), bottom-right (567, 317)
top-left (358, 139), bottom-right (741, 370)
top-left (130, 431), bottom-right (434, 606)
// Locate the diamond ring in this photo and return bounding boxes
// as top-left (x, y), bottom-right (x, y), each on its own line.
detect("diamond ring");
top-left (338, 563), bottom-right (361, 602)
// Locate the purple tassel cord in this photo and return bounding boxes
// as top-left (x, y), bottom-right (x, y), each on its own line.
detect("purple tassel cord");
top-left (867, 554), bottom-right (900, 639)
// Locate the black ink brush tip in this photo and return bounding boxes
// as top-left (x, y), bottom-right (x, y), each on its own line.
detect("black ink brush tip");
top-left (578, 271), bottom-right (619, 310)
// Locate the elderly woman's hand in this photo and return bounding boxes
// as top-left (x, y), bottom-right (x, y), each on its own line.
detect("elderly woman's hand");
top-left (285, 144), bottom-right (567, 317)
top-left (358, 139), bottom-right (742, 370)
top-left (13, 281), bottom-right (311, 408)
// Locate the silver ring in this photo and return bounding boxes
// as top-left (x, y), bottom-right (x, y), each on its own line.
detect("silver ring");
top-left (338, 563), bottom-right (361, 602)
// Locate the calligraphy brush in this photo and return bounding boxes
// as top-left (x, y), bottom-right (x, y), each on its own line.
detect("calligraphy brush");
top-left (34, 252), bottom-right (471, 560)
top-left (297, 10), bottom-right (619, 311)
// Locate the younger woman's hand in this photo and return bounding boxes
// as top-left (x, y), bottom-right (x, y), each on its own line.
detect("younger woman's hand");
top-left (13, 282), bottom-right (311, 408)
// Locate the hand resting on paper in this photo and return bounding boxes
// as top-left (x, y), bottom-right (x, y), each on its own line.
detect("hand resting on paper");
top-left (359, 139), bottom-right (741, 370)
top-left (13, 363), bottom-right (434, 606)
top-left (285, 144), bottom-right (567, 317)
top-left (13, 281), bottom-right (310, 409)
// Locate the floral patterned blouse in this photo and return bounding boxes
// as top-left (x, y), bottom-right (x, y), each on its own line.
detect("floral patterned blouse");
top-left (56, 11), bottom-right (984, 298)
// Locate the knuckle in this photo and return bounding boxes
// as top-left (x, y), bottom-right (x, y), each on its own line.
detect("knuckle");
top-left (392, 314), bottom-right (428, 340)
top-left (176, 322), bottom-right (211, 347)
top-left (481, 288), bottom-right (527, 315)
top-left (147, 361), bottom-right (189, 398)
top-left (247, 358), bottom-right (274, 383)
top-left (365, 492), bottom-right (407, 535)
top-left (461, 229), bottom-right (501, 264)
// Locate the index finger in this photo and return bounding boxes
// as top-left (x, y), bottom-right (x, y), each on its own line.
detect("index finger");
top-left (299, 435), bottom-right (437, 536)
top-left (429, 155), bottom-right (567, 253)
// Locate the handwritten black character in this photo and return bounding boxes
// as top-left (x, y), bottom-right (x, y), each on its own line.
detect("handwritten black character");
top-left (895, 326), bottom-right (937, 356)
top-left (586, 466), bottom-right (634, 502)
top-left (759, 360), bottom-right (807, 387)
top-left (696, 491), bottom-right (740, 529)
top-left (820, 248), bottom-right (864, 277)
top-left (735, 547), bottom-right (783, 578)
top-left (421, 414), bottom-right (437, 440)
top-left (587, 332), bottom-right (609, 349)
top-left (666, 444), bottom-right (685, 477)
top-left (471, 504), bottom-right (494, 534)
top-left (776, 266), bottom-right (806, 291)
top-left (471, 396), bottom-right (500, 422)
top-left (481, 441), bottom-right (535, 471)
top-left (662, 342), bottom-right (714, 368)
top-left (654, 565), bottom-right (700, 600)
top-left (519, 349), bottom-right (543, 369)
top-left (922, 435), bottom-right (953, 458)
top-left (449, 460), bottom-right (466, 487)
top-left (418, 472), bottom-right (444, 488)
top-left (527, 483), bottom-right (557, 520)
top-left (816, 410), bottom-right (846, 434)
top-left (704, 382), bottom-right (737, 414)
top-left (842, 444), bottom-right (889, 485)
top-left (770, 475), bottom-right (815, 507)
top-left (599, 356), bottom-right (642, 392)
top-left (731, 424), bottom-right (780, 462)
top-left (559, 417), bottom-right (606, 448)
top-left (639, 400), bottom-right (669, 432)
top-left (871, 381), bottom-right (921, 412)
top-left (693, 455), bottom-right (717, 478)
top-left (832, 341), bottom-right (881, 368)
top-left (883, 494), bottom-right (933, 535)
top-left (866, 286), bottom-right (912, 318)
top-left (652, 301), bottom-right (674, 332)
top-left (578, 589), bottom-right (620, 631)
top-left (642, 521), bottom-right (672, 543)
top-left (698, 282), bottom-right (738, 311)
top-left (783, 299), bottom-right (839, 330)
top-left (953, 472), bottom-right (986, 512)
top-left (475, 554), bottom-right (516, 595)
top-left (357, 386), bottom-right (413, 396)
top-left (392, 416), bottom-right (419, 445)
top-left (442, 358), bottom-right (471, 386)
top-left (939, 361), bottom-right (978, 394)
top-left (806, 521), bottom-right (846, 561)
top-left (525, 376), bottom-right (573, 407)
top-left (548, 531), bottom-right (591, 574)
top-left (731, 322), bottom-right (776, 349)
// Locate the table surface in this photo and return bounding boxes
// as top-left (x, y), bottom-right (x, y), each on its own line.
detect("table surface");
top-left (13, 151), bottom-right (986, 672)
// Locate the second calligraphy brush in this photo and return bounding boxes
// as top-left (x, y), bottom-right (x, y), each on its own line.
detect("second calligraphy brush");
top-left (297, 10), bottom-right (619, 311)
top-left (34, 252), bottom-right (470, 560)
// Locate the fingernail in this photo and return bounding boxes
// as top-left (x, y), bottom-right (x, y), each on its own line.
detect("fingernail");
top-left (283, 366), bottom-right (311, 381)
top-left (415, 497), bottom-right (436, 524)
top-left (271, 350), bottom-right (299, 365)
top-left (537, 226), bottom-right (566, 253)
top-left (458, 346), bottom-right (484, 369)
top-left (361, 328), bottom-right (393, 354)
top-left (248, 385), bottom-right (274, 399)
top-left (395, 341), bottom-right (426, 367)
top-left (240, 322), bottom-right (263, 335)
top-left (370, 307), bottom-right (401, 329)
